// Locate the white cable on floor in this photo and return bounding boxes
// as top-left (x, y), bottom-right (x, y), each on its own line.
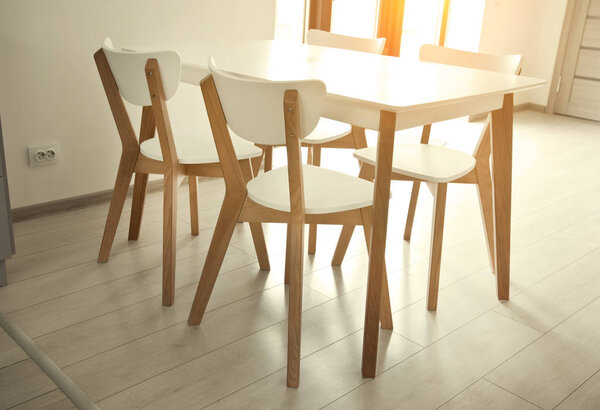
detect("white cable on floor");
top-left (0, 312), bottom-right (99, 410)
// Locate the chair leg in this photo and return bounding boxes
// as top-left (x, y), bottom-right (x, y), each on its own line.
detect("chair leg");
top-left (331, 161), bottom-right (372, 266)
top-left (188, 192), bottom-right (246, 324)
top-left (249, 223), bottom-right (270, 270)
top-left (476, 162), bottom-right (496, 274)
top-left (361, 206), bottom-right (393, 330)
top-left (189, 176), bottom-right (200, 236)
top-left (239, 159), bottom-right (270, 271)
top-left (427, 183), bottom-right (447, 311)
top-left (331, 225), bottom-right (356, 266)
top-left (263, 146), bottom-right (273, 172)
top-left (285, 223), bottom-right (291, 284)
top-left (251, 155), bottom-right (262, 177)
top-left (405, 124), bottom-right (433, 241)
top-left (287, 217), bottom-right (304, 388)
top-left (351, 125), bottom-right (368, 151)
top-left (128, 172), bottom-right (148, 241)
top-left (380, 268), bottom-right (393, 329)
top-left (98, 153), bottom-right (136, 263)
top-left (404, 181), bottom-right (421, 241)
top-left (162, 168), bottom-right (179, 306)
top-left (307, 145), bottom-right (321, 255)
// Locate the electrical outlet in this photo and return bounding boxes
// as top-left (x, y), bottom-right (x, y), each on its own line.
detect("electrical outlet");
top-left (28, 144), bottom-right (60, 167)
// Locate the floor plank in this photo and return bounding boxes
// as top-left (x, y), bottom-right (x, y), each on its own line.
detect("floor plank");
top-left (555, 369), bottom-right (600, 410)
top-left (195, 332), bottom-right (419, 410)
top-left (439, 379), bottom-right (540, 410)
top-left (487, 297), bottom-right (600, 409)
top-left (0, 359), bottom-right (57, 409)
top-left (494, 247), bottom-right (600, 332)
top-left (97, 285), bottom-right (422, 409)
top-left (5, 218), bottom-right (193, 284)
top-left (0, 328), bottom-right (27, 369)
top-left (324, 311), bottom-right (541, 409)
top-left (392, 271), bottom-right (502, 346)
top-left (11, 389), bottom-right (76, 410)
top-left (6, 244), bottom-right (255, 338)
top-left (64, 284), bottom-right (329, 401)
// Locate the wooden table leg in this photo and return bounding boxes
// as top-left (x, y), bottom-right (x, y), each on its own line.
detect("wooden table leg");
top-left (490, 93), bottom-right (513, 300)
top-left (361, 110), bottom-right (396, 378)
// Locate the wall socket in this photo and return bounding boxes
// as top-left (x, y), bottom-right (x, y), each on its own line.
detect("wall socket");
top-left (28, 144), bottom-right (60, 167)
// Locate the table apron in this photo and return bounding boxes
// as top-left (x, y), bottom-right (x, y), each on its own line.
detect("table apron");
top-left (323, 94), bottom-right (504, 131)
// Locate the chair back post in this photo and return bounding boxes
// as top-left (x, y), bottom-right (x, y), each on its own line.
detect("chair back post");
top-left (283, 89), bottom-right (306, 219)
top-left (419, 124), bottom-right (432, 144)
top-left (94, 49), bottom-right (139, 153)
top-left (200, 74), bottom-right (247, 194)
top-left (138, 105), bottom-right (157, 145)
top-left (145, 59), bottom-right (178, 168)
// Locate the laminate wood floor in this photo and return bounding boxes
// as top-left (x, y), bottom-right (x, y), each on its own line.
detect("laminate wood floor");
top-left (1, 111), bottom-right (599, 409)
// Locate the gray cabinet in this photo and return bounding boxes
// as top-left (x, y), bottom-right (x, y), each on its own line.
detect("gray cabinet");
top-left (0, 118), bottom-right (15, 286)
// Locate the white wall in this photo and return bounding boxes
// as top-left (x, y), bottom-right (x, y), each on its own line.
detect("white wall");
top-left (478, 0), bottom-right (568, 106)
top-left (444, 0), bottom-right (486, 52)
top-left (0, 0), bottom-right (276, 208)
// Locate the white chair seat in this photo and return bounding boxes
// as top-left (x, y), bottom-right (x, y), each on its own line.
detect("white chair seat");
top-left (303, 118), bottom-right (352, 145)
top-left (140, 133), bottom-right (262, 164)
top-left (247, 165), bottom-right (374, 214)
top-left (354, 144), bottom-right (476, 183)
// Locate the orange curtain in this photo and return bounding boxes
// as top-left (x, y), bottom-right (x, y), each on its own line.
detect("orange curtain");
top-left (438, 0), bottom-right (451, 46)
top-left (308, 0), bottom-right (333, 31)
top-left (376, 0), bottom-right (406, 56)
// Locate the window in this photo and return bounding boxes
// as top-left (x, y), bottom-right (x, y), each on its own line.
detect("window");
top-left (444, 0), bottom-right (485, 51)
top-left (399, 0), bottom-right (446, 59)
top-left (330, 0), bottom-right (379, 38)
top-left (274, 0), bottom-right (307, 41)
top-left (274, 0), bottom-right (485, 57)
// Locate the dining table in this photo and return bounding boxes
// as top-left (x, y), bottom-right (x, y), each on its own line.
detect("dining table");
top-left (157, 39), bottom-right (546, 377)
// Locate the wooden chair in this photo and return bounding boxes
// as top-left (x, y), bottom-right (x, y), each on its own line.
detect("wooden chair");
top-left (332, 45), bottom-right (522, 311)
top-left (187, 58), bottom-right (393, 387)
top-left (95, 40), bottom-right (269, 306)
top-left (261, 29), bottom-right (386, 256)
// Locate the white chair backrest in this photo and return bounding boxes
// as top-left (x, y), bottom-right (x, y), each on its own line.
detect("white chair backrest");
top-left (419, 44), bottom-right (522, 75)
top-left (208, 58), bottom-right (326, 145)
top-left (307, 29), bottom-right (386, 55)
top-left (419, 45), bottom-right (522, 157)
top-left (102, 42), bottom-right (181, 106)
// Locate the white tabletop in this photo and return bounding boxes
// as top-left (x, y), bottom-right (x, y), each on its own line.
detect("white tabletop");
top-left (177, 41), bottom-right (545, 112)
top-left (168, 40), bottom-right (545, 130)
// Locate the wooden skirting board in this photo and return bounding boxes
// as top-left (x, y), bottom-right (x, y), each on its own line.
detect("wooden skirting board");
top-left (469, 103), bottom-right (545, 122)
top-left (11, 177), bottom-right (213, 223)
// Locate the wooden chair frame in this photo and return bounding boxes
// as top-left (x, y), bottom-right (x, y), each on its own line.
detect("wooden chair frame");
top-left (332, 116), bottom-right (497, 311)
top-left (187, 74), bottom-right (393, 387)
top-left (94, 49), bottom-right (268, 306)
